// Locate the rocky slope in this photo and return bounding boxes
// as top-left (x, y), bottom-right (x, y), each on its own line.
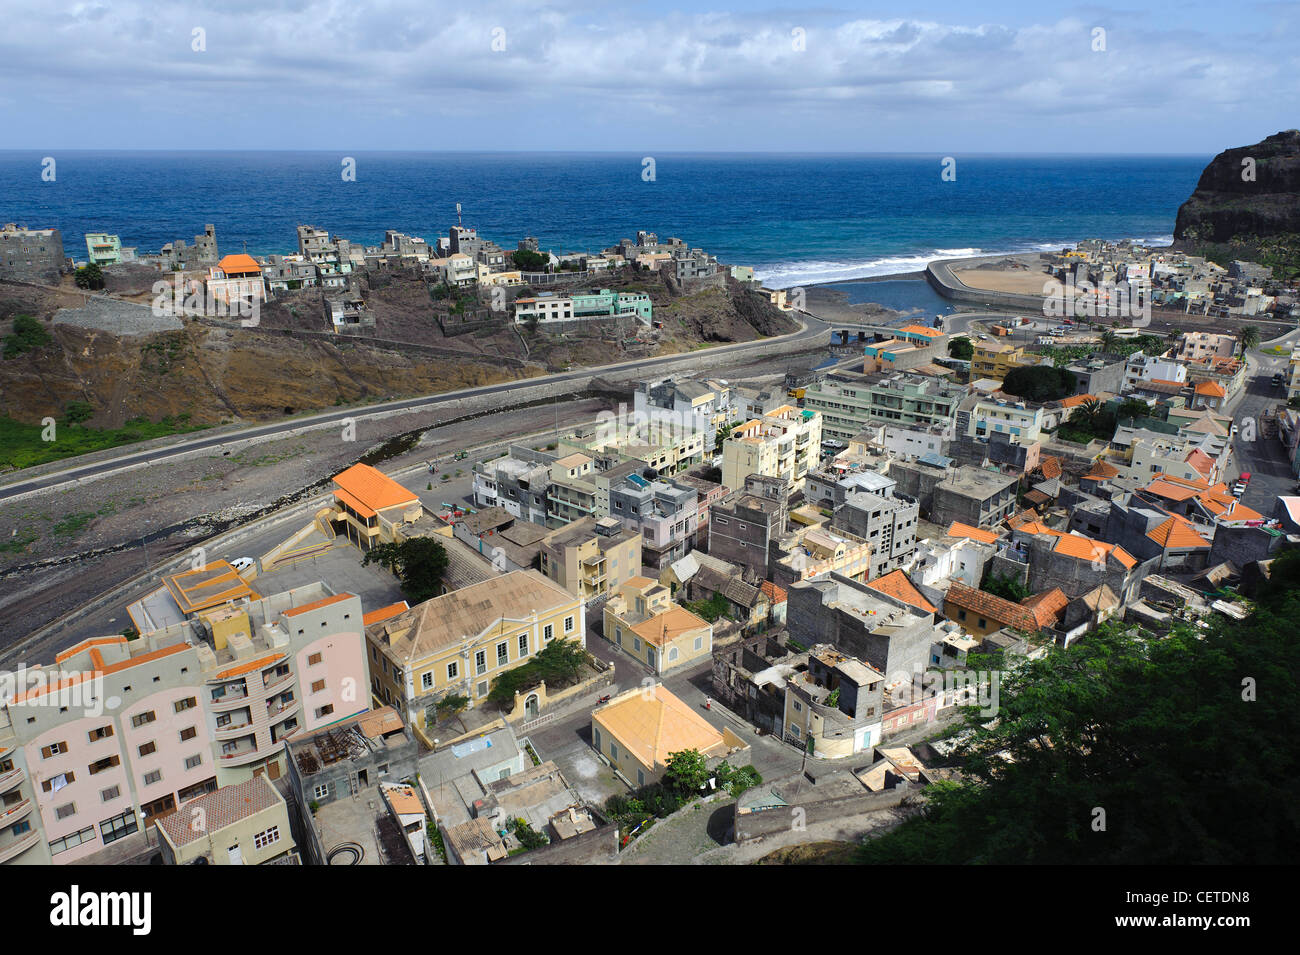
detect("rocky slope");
top-left (1173, 129), bottom-right (1300, 278)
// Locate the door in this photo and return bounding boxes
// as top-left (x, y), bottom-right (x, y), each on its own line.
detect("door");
top-left (525, 694), bottom-right (540, 721)
top-left (227, 844), bottom-right (243, 865)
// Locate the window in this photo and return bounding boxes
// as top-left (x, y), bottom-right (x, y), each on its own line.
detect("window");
top-left (496, 642), bottom-right (509, 666)
top-left (694, 636), bottom-right (704, 651)
top-left (143, 770), bottom-right (162, 786)
top-left (447, 661), bottom-right (459, 681)
top-left (564, 615), bottom-right (575, 633)
top-left (88, 756), bottom-right (120, 776)
top-left (11, 820), bottom-right (32, 837)
top-left (42, 771), bottom-right (75, 792)
top-left (40, 741), bottom-right (68, 759)
top-left (475, 650), bottom-right (487, 675)
top-left (55, 803), bottom-right (76, 820)
top-left (99, 809), bottom-right (139, 845)
top-left (131, 711), bottom-right (156, 728)
top-left (518, 634), bottom-right (529, 656)
top-left (179, 726), bottom-right (197, 742)
top-left (633, 637), bottom-right (641, 652)
top-left (313, 679), bottom-right (328, 693)
top-left (609, 742), bottom-right (619, 760)
top-left (216, 713), bottom-right (232, 728)
top-left (174, 697), bottom-right (197, 713)
top-left (308, 652), bottom-right (322, 666)
top-left (254, 825), bottom-right (281, 850)
top-left (476, 681), bottom-right (488, 698)
top-left (49, 825), bottom-right (95, 855)
top-left (789, 723), bottom-right (801, 738)
top-left (315, 704), bottom-right (334, 719)
top-left (138, 742), bottom-right (156, 757)
top-left (100, 786), bottom-right (120, 802)
top-left (314, 784), bottom-right (330, 800)
top-left (184, 755), bottom-right (202, 770)
top-left (88, 725), bottom-right (114, 742)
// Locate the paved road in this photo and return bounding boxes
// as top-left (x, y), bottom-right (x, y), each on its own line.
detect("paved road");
top-left (1228, 329), bottom-right (1300, 512)
top-left (0, 310), bottom-right (832, 503)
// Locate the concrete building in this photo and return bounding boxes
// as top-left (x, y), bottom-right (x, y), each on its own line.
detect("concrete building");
top-left (206, 253), bottom-right (267, 313)
top-left (514, 289), bottom-right (653, 325)
top-left (539, 516), bottom-right (642, 602)
top-left (84, 233), bottom-right (124, 267)
top-left (0, 577), bottom-right (370, 865)
top-left (708, 475), bottom-right (790, 580)
top-left (971, 341), bottom-right (1033, 381)
top-left (602, 578), bottom-right (712, 675)
top-left (831, 488), bottom-right (919, 580)
top-left (472, 448), bottom-right (554, 526)
top-left (783, 646), bottom-right (885, 758)
top-left (722, 405), bottom-right (822, 494)
top-left (0, 223), bottom-right (64, 284)
top-left (1177, 332), bottom-right (1238, 362)
top-left (160, 224), bottom-right (219, 271)
top-left (1064, 354), bottom-right (1127, 396)
top-left (365, 570), bottom-right (584, 725)
top-left (633, 376), bottom-right (734, 433)
top-left (607, 473), bottom-right (699, 571)
top-left (156, 775), bottom-right (295, 865)
top-left (803, 372), bottom-right (965, 442)
top-left (328, 464), bottom-right (423, 552)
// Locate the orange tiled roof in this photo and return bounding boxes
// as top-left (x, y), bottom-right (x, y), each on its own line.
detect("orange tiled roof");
top-left (1038, 456), bottom-right (1063, 480)
top-left (1185, 449), bottom-right (1215, 477)
top-left (217, 253), bottom-right (262, 275)
top-left (945, 581), bottom-right (1040, 631)
top-left (333, 463), bottom-right (419, 513)
top-left (866, 569), bottom-right (937, 613)
top-left (1144, 474), bottom-right (1208, 502)
top-left (1006, 508), bottom-right (1041, 530)
top-left (630, 606), bottom-right (710, 648)
top-left (759, 580), bottom-right (787, 604)
top-left (1085, 459), bottom-right (1120, 479)
top-left (1194, 381), bottom-right (1226, 398)
top-left (947, 521), bottom-right (999, 544)
top-left (1058, 393), bottom-right (1097, 409)
top-left (363, 601), bottom-right (409, 626)
top-left (1053, 533), bottom-right (1137, 569)
top-left (1147, 515), bottom-right (1211, 550)
top-left (898, 324), bottom-right (943, 338)
top-left (1021, 587), bottom-right (1069, 628)
top-left (1199, 494), bottom-right (1263, 522)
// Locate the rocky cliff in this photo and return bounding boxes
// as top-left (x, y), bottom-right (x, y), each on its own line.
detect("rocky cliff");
top-left (1173, 129), bottom-right (1300, 278)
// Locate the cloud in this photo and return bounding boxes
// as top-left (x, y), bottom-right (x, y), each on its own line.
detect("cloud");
top-left (0, 1), bottom-right (1293, 150)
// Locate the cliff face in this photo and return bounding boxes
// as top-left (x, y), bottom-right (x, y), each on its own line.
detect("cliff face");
top-left (1173, 129), bottom-right (1300, 277)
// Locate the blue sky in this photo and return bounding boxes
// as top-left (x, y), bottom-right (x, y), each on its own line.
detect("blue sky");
top-left (1, 1), bottom-right (1295, 153)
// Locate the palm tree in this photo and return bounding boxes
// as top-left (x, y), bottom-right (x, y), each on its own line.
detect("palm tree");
top-left (1100, 330), bottom-right (1118, 354)
top-left (1239, 326), bottom-right (1261, 352)
top-left (1069, 398), bottom-right (1104, 434)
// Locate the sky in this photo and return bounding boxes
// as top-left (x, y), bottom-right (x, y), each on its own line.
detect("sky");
top-left (1, 0), bottom-right (1296, 153)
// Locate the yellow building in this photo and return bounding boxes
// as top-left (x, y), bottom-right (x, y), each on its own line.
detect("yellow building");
top-left (365, 570), bottom-right (584, 726)
top-left (602, 578), bottom-right (712, 675)
top-left (721, 405), bottom-right (821, 493)
top-left (539, 517), bottom-right (642, 601)
top-left (329, 463), bottom-right (423, 551)
top-left (971, 341), bottom-right (1031, 381)
top-left (591, 684), bottom-right (748, 788)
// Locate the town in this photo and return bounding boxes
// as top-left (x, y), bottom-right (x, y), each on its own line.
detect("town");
top-left (2, 213), bottom-right (1297, 866)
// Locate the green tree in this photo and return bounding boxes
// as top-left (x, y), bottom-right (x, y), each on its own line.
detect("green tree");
top-left (1099, 329), bottom-right (1118, 354)
top-left (74, 262), bottom-right (105, 290)
top-left (532, 638), bottom-right (589, 687)
top-left (947, 336), bottom-right (974, 360)
top-left (662, 749), bottom-right (711, 796)
top-left (510, 249), bottom-right (549, 271)
top-left (1001, 365), bottom-right (1075, 402)
top-left (855, 610), bottom-right (1299, 864)
top-left (361, 537), bottom-right (449, 603)
top-left (1239, 326), bottom-right (1260, 352)
top-left (982, 570), bottom-right (1030, 602)
top-left (64, 400), bottom-right (94, 425)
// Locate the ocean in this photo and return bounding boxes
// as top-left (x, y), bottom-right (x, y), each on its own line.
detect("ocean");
top-left (0, 151), bottom-right (1206, 288)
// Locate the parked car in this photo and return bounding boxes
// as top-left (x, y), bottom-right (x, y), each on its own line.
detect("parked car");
top-left (1232, 483), bottom-right (1247, 497)
top-left (230, 556), bottom-right (255, 572)
top-left (1239, 472), bottom-right (1252, 486)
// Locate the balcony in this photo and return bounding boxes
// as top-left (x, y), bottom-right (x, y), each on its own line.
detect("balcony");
top-left (213, 713), bottom-right (254, 739)
top-left (0, 829), bottom-right (40, 864)
top-left (0, 767), bottom-right (26, 794)
top-left (266, 695), bottom-right (300, 721)
top-left (261, 669), bottom-right (294, 695)
top-left (209, 683), bottom-right (249, 709)
top-left (0, 798), bottom-right (33, 826)
top-left (218, 737), bottom-right (262, 766)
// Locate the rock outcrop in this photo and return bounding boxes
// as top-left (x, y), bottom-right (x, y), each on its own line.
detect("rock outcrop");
top-left (1173, 129), bottom-right (1300, 278)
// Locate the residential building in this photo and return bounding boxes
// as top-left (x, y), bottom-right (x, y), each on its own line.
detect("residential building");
top-left (156, 775), bottom-right (295, 865)
top-left (959, 392), bottom-right (1047, 447)
top-left (206, 253), bottom-right (267, 313)
top-left (602, 578), bottom-right (712, 674)
top-left (971, 341), bottom-right (1033, 381)
top-left (514, 289), bottom-right (653, 325)
top-left (772, 524), bottom-right (875, 589)
top-left (364, 570), bottom-right (584, 725)
top-left (942, 582), bottom-right (1066, 638)
top-left (708, 476), bottom-right (790, 580)
top-left (0, 223), bottom-right (64, 284)
top-left (607, 473), bottom-right (699, 570)
top-left (0, 577), bottom-right (370, 864)
top-left (1177, 332), bottom-right (1238, 362)
top-left (803, 372), bottom-right (964, 442)
top-left (783, 646), bottom-right (885, 758)
top-left (831, 488), bottom-right (920, 580)
top-left (539, 517), bottom-right (642, 602)
top-left (633, 376), bottom-right (734, 433)
top-left (472, 448), bottom-right (554, 525)
top-left (84, 233), bottom-right (123, 267)
top-left (722, 405), bottom-right (822, 493)
top-left (591, 685), bottom-right (748, 789)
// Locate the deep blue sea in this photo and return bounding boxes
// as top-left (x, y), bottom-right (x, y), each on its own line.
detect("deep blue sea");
top-left (0, 151), bottom-right (1206, 288)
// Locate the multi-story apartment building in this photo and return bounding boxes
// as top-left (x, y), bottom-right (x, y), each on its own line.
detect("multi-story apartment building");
top-left (0, 578), bottom-right (369, 865)
top-left (473, 448), bottom-right (554, 525)
top-left (831, 489), bottom-right (920, 580)
top-left (84, 233), bottom-right (123, 266)
top-left (1176, 332), bottom-right (1238, 362)
top-left (782, 645), bottom-right (885, 758)
top-left (804, 372), bottom-right (964, 442)
top-left (633, 376), bottom-right (734, 434)
top-left (970, 341), bottom-right (1033, 381)
top-left (364, 570), bottom-right (584, 726)
top-left (546, 453), bottom-right (601, 525)
top-left (1123, 350), bottom-right (1187, 392)
top-left (804, 466), bottom-right (896, 511)
top-left (539, 517), bottom-right (642, 602)
top-left (608, 473), bottom-right (699, 570)
top-left (708, 475), bottom-right (790, 580)
top-left (722, 405), bottom-right (821, 494)
top-left (205, 253), bottom-right (267, 313)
